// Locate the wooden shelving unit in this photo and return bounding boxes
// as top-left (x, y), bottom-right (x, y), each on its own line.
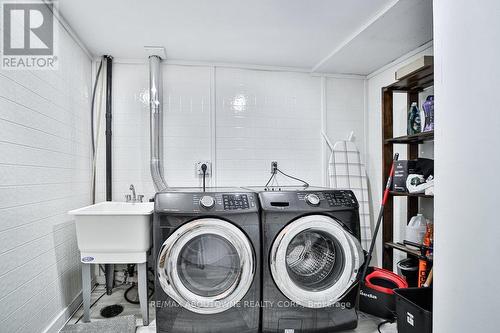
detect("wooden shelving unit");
top-left (385, 242), bottom-right (433, 262)
top-left (385, 131), bottom-right (434, 144)
top-left (390, 191), bottom-right (433, 199)
top-left (381, 65), bottom-right (434, 270)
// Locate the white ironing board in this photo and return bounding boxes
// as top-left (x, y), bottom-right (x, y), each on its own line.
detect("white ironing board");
top-left (324, 134), bottom-right (372, 251)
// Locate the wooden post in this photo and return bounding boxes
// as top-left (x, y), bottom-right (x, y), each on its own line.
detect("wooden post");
top-left (382, 88), bottom-right (394, 270)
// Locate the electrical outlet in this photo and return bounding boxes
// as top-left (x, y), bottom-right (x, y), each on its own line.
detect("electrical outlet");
top-left (271, 161), bottom-right (278, 173)
top-left (195, 161), bottom-right (211, 176)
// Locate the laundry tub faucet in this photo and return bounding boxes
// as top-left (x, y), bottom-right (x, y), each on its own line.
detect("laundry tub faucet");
top-left (126, 184), bottom-right (144, 203)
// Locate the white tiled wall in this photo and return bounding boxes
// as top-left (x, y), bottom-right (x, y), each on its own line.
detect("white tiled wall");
top-left (0, 20), bottom-right (92, 333)
top-left (105, 63), bottom-right (365, 200)
top-left (216, 68), bottom-right (322, 187)
top-left (366, 45), bottom-right (434, 268)
top-left (325, 77), bottom-right (366, 156)
top-left (95, 64), bottom-right (213, 202)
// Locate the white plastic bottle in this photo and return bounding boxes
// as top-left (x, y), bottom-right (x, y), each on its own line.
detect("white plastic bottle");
top-left (406, 214), bottom-right (428, 247)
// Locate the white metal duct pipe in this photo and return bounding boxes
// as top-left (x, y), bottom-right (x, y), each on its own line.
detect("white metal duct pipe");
top-left (149, 55), bottom-right (168, 192)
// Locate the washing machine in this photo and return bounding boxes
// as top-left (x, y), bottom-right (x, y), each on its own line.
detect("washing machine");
top-left (248, 186), bottom-right (365, 333)
top-left (153, 188), bottom-right (261, 333)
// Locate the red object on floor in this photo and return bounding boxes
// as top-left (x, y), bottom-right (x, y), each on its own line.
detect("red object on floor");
top-left (365, 267), bottom-right (408, 295)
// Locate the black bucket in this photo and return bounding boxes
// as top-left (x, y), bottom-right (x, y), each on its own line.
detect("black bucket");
top-left (394, 287), bottom-right (432, 333)
top-left (397, 258), bottom-right (419, 287)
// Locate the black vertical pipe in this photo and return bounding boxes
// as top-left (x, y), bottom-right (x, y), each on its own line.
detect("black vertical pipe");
top-left (104, 55), bottom-right (114, 295)
top-left (105, 55), bottom-right (113, 202)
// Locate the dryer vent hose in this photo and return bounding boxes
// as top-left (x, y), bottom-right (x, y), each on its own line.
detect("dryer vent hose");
top-left (149, 55), bottom-right (168, 192)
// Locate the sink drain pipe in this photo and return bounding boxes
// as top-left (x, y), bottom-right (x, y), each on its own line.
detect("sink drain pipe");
top-left (149, 55), bottom-right (168, 192)
top-left (104, 55), bottom-right (114, 295)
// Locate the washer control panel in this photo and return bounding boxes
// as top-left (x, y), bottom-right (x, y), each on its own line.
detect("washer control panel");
top-left (222, 194), bottom-right (250, 210)
top-left (155, 191), bottom-right (258, 213)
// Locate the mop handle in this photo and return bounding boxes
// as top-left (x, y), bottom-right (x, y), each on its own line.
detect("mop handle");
top-left (382, 156), bottom-right (398, 205)
top-left (360, 153), bottom-right (399, 281)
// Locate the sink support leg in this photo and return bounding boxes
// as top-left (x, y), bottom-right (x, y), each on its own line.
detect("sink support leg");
top-left (138, 262), bottom-right (149, 326)
top-left (82, 263), bottom-right (92, 323)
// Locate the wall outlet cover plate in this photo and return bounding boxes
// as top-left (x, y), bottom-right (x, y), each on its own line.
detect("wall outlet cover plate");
top-left (195, 161), bottom-right (211, 176)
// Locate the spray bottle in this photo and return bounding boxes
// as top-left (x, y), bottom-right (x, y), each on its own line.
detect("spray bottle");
top-left (422, 95), bottom-right (434, 132)
top-left (408, 102), bottom-right (422, 135)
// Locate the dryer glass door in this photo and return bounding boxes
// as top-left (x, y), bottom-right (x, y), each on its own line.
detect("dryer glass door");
top-left (270, 215), bottom-right (364, 308)
top-left (157, 218), bottom-right (255, 314)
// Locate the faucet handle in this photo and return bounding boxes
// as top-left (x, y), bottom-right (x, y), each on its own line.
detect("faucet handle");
top-left (125, 194), bottom-right (132, 202)
top-left (137, 195), bottom-right (144, 203)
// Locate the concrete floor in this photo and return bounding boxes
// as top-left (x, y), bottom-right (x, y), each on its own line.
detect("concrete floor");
top-left (67, 284), bottom-right (397, 333)
top-left (67, 284), bottom-right (156, 326)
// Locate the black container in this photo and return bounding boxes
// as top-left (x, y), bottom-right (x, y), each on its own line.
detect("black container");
top-left (394, 287), bottom-right (432, 333)
top-left (397, 258), bottom-right (419, 287)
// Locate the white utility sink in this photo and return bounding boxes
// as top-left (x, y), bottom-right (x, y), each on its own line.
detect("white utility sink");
top-left (69, 201), bottom-right (154, 263)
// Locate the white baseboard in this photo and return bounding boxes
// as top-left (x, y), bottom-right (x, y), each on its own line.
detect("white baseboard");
top-left (41, 291), bottom-right (83, 333)
top-left (42, 276), bottom-right (98, 333)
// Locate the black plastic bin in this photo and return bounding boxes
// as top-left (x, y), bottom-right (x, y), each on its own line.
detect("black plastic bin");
top-left (397, 258), bottom-right (419, 287)
top-left (394, 287), bottom-right (432, 333)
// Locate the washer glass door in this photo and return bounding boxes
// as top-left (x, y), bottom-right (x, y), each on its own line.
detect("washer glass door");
top-left (158, 218), bottom-right (255, 314)
top-left (270, 215), bottom-right (364, 308)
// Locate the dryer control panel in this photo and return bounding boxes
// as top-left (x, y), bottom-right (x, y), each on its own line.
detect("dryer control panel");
top-left (257, 188), bottom-right (359, 211)
top-left (297, 190), bottom-right (357, 208)
top-left (323, 191), bottom-right (357, 207)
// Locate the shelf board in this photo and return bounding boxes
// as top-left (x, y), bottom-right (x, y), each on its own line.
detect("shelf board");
top-left (385, 131), bottom-right (434, 144)
top-left (385, 242), bottom-right (433, 262)
top-left (386, 65), bottom-right (434, 92)
top-left (390, 191), bottom-right (434, 198)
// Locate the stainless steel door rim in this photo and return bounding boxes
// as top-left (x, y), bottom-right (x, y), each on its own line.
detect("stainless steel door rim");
top-left (157, 218), bottom-right (255, 314)
top-left (270, 215), bottom-right (364, 308)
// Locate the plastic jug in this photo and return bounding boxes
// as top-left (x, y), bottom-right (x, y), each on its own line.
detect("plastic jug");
top-left (406, 214), bottom-right (427, 246)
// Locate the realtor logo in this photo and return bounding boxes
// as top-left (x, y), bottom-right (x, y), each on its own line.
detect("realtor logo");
top-left (2, 1), bottom-right (58, 69)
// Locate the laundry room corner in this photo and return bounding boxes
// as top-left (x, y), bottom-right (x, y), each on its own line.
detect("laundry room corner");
top-left (2, 1), bottom-right (500, 333)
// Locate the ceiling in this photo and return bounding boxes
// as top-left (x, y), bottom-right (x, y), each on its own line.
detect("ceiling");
top-left (58, 0), bottom-right (433, 75)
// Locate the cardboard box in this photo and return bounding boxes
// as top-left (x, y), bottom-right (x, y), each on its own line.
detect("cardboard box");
top-left (392, 160), bottom-right (417, 192)
top-left (395, 56), bottom-right (434, 81)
